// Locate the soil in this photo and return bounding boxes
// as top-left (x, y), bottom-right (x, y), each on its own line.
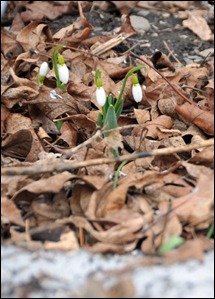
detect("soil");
top-left (47, 9), bottom-right (214, 65)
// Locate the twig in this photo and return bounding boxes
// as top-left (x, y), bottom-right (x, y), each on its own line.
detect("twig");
top-left (180, 85), bottom-right (209, 94)
top-left (163, 40), bottom-right (184, 66)
top-left (1, 139), bottom-right (213, 176)
top-left (47, 124), bottom-right (144, 158)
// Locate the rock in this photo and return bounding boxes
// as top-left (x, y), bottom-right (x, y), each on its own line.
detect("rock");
top-left (130, 15), bottom-right (151, 34)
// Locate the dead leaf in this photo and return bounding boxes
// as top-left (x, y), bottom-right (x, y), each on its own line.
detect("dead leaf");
top-left (12, 171), bottom-right (74, 205)
top-left (175, 102), bottom-right (214, 135)
top-left (182, 12), bottom-right (214, 41)
top-left (21, 1), bottom-right (69, 22)
top-left (151, 51), bottom-right (175, 71)
top-left (1, 196), bottom-right (25, 227)
top-left (45, 231), bottom-right (79, 251)
top-left (111, 1), bottom-right (138, 15)
top-left (16, 21), bottom-right (53, 52)
top-left (2, 130), bottom-right (33, 160)
top-left (172, 174), bottom-right (214, 229)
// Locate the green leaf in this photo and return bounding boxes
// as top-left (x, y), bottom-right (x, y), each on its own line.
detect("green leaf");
top-left (113, 160), bottom-right (128, 189)
top-left (102, 96), bottom-right (109, 119)
top-left (115, 99), bottom-right (123, 120)
top-left (103, 104), bottom-right (117, 137)
top-left (97, 112), bottom-right (103, 127)
top-left (55, 120), bottom-right (64, 131)
top-left (207, 224), bottom-right (214, 238)
top-left (158, 236), bottom-right (185, 254)
top-left (108, 94), bottom-right (115, 106)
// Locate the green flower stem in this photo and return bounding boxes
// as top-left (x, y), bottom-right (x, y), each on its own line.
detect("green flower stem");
top-left (52, 45), bottom-right (66, 90)
top-left (114, 65), bottom-right (145, 113)
top-left (113, 160), bottom-right (128, 189)
top-left (102, 105), bottom-right (107, 120)
top-left (207, 224), bottom-right (214, 238)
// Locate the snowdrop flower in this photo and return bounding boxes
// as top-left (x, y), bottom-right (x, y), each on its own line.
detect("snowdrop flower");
top-left (57, 53), bottom-right (69, 84)
top-left (38, 61), bottom-right (50, 86)
top-left (96, 86), bottom-right (106, 107)
top-left (95, 69), bottom-right (106, 107)
top-left (58, 64), bottom-right (69, 84)
top-left (132, 74), bottom-right (143, 103)
top-left (39, 62), bottom-right (49, 77)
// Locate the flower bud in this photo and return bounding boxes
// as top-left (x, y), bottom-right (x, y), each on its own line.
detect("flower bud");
top-left (38, 62), bottom-right (50, 86)
top-left (39, 62), bottom-right (50, 77)
top-left (57, 53), bottom-right (65, 66)
top-left (58, 64), bottom-right (69, 84)
top-left (96, 86), bottom-right (106, 107)
top-left (132, 74), bottom-right (143, 103)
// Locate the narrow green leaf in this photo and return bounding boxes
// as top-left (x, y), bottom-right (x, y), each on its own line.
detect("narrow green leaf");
top-left (115, 99), bottom-right (123, 120)
top-left (207, 224), bottom-right (214, 238)
top-left (102, 96), bottom-right (109, 119)
top-left (104, 104), bottom-right (118, 132)
top-left (55, 120), bottom-right (64, 131)
top-left (158, 236), bottom-right (184, 254)
top-left (113, 160), bottom-right (128, 189)
top-left (97, 112), bottom-right (103, 127)
top-left (108, 94), bottom-right (115, 106)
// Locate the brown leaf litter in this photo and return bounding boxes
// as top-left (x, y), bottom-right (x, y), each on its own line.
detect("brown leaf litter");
top-left (1, 1), bottom-right (214, 261)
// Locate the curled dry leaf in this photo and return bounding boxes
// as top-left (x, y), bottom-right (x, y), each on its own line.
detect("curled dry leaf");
top-left (175, 102), bottom-right (214, 135)
top-left (2, 129), bottom-right (33, 160)
top-left (172, 173), bottom-right (214, 229)
top-left (133, 115), bottom-right (174, 139)
top-left (16, 21), bottom-right (53, 52)
top-left (151, 51), bottom-right (175, 71)
top-left (12, 171), bottom-right (74, 205)
top-left (1, 29), bottom-right (23, 59)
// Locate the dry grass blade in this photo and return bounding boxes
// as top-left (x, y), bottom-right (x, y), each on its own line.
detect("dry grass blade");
top-left (91, 33), bottom-right (128, 56)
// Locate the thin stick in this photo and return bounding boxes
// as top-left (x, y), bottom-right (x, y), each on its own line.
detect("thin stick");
top-left (1, 139), bottom-right (213, 176)
top-left (79, 227), bottom-right (85, 247)
top-left (163, 40), bottom-right (184, 65)
top-left (45, 124), bottom-right (144, 158)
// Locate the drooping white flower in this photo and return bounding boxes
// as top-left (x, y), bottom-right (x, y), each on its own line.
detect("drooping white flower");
top-left (132, 74), bottom-right (143, 103)
top-left (96, 86), bottom-right (106, 107)
top-left (58, 64), bottom-right (69, 84)
top-left (39, 62), bottom-right (50, 77)
top-left (132, 84), bottom-right (143, 103)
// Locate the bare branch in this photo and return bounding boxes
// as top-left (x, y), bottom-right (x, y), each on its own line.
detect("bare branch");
top-left (2, 139), bottom-right (213, 176)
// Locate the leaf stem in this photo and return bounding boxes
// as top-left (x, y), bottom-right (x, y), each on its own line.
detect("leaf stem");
top-left (113, 160), bottom-right (128, 189)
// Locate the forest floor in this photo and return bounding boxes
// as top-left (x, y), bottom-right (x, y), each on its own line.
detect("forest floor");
top-left (1, 1), bottom-right (214, 298)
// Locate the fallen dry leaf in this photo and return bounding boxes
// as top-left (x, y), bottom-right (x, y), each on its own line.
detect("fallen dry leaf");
top-left (182, 12), bottom-right (214, 41)
top-left (1, 1), bottom-right (214, 258)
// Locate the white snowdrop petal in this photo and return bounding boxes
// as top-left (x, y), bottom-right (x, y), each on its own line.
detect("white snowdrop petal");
top-left (132, 84), bottom-right (143, 103)
top-left (58, 64), bottom-right (69, 84)
top-left (39, 62), bottom-right (50, 77)
top-left (96, 87), bottom-right (106, 106)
